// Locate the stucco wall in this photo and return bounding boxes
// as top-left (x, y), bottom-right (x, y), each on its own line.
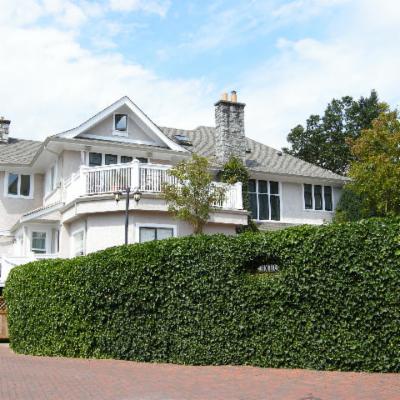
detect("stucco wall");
top-left (61, 150), bottom-right (82, 180)
top-left (281, 182), bottom-right (342, 224)
top-left (64, 211), bottom-right (236, 257)
top-left (79, 104), bottom-right (164, 146)
top-left (0, 172), bottom-right (44, 231)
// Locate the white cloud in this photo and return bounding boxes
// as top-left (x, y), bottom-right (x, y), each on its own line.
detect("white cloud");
top-left (241, 0), bottom-right (400, 148)
top-left (0, 2), bottom-right (213, 141)
top-left (1, 0), bottom-right (400, 152)
top-left (109, 0), bottom-right (171, 17)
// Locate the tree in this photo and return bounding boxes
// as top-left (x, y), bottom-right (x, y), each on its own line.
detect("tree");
top-left (333, 187), bottom-right (367, 223)
top-left (219, 156), bottom-right (259, 233)
top-left (283, 90), bottom-right (386, 175)
top-left (347, 110), bottom-right (400, 217)
top-left (162, 154), bottom-right (225, 234)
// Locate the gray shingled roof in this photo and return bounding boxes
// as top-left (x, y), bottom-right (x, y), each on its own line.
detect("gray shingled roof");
top-left (0, 138), bottom-right (42, 165)
top-left (161, 126), bottom-right (348, 182)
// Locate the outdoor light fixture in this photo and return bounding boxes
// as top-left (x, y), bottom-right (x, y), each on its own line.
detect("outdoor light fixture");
top-left (133, 188), bottom-right (142, 203)
top-left (114, 186), bottom-right (141, 245)
top-left (114, 191), bottom-right (122, 203)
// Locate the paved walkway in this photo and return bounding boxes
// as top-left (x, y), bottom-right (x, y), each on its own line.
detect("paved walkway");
top-left (0, 343), bottom-right (399, 400)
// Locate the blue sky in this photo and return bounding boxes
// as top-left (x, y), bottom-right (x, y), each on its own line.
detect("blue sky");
top-left (0, 0), bottom-right (399, 148)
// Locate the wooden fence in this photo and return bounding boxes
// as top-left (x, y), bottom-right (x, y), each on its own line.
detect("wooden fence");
top-left (0, 297), bottom-right (8, 340)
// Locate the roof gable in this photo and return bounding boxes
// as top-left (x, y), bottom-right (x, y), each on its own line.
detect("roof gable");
top-left (56, 96), bottom-right (187, 153)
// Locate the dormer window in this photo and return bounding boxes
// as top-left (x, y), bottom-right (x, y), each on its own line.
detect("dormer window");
top-left (115, 114), bottom-right (127, 131)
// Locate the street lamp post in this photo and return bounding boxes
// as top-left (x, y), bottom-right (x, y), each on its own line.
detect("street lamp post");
top-left (114, 187), bottom-right (142, 245)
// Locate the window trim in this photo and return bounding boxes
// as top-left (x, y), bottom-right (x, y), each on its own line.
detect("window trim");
top-left (113, 113), bottom-right (129, 137)
top-left (248, 179), bottom-right (282, 222)
top-left (135, 223), bottom-right (177, 243)
top-left (4, 172), bottom-right (34, 199)
top-left (303, 184), bottom-right (334, 212)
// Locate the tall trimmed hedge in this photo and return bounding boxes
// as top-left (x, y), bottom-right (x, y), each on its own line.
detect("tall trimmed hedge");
top-left (4, 219), bottom-right (400, 371)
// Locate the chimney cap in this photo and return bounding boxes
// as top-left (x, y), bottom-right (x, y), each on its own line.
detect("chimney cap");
top-left (214, 90), bottom-right (245, 107)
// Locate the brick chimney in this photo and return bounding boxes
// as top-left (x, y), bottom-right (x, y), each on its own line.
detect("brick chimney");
top-left (214, 90), bottom-right (246, 164)
top-left (0, 117), bottom-right (10, 144)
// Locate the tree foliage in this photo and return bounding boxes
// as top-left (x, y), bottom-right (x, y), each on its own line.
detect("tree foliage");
top-left (162, 154), bottom-right (225, 234)
top-left (347, 110), bottom-right (400, 217)
top-left (333, 187), bottom-right (367, 222)
top-left (220, 156), bottom-right (259, 233)
top-left (283, 90), bottom-right (386, 175)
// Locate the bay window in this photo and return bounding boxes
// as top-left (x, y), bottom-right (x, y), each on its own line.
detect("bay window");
top-left (248, 179), bottom-right (280, 221)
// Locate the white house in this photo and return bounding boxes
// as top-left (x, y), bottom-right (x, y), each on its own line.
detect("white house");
top-left (0, 91), bottom-right (347, 287)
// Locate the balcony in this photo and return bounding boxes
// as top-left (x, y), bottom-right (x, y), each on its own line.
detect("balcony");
top-left (64, 161), bottom-right (243, 210)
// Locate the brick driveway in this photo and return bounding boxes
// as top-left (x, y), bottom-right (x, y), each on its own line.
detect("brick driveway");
top-left (0, 344), bottom-right (399, 400)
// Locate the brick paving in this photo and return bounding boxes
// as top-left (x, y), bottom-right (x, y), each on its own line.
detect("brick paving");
top-left (0, 343), bottom-right (399, 400)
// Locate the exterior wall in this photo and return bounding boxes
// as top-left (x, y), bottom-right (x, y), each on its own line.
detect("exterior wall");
top-left (80, 104), bottom-right (164, 146)
top-left (0, 172), bottom-right (44, 231)
top-left (61, 150), bottom-right (82, 180)
top-left (64, 211), bottom-right (236, 257)
top-left (281, 182), bottom-right (341, 225)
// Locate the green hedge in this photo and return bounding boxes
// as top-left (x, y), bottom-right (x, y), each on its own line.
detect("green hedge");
top-left (4, 218), bottom-right (400, 371)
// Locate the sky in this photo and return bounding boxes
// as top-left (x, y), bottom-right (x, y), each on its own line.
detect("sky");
top-left (0, 0), bottom-right (400, 149)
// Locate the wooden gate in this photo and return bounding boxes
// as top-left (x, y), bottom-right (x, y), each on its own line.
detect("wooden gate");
top-left (0, 297), bottom-right (8, 340)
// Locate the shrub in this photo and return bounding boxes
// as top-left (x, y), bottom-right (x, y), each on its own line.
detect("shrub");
top-left (4, 219), bottom-right (400, 371)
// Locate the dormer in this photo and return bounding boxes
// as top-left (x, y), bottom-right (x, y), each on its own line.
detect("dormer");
top-left (56, 97), bottom-right (187, 153)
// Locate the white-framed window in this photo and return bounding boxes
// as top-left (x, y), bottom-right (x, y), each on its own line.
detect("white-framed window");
top-left (5, 172), bottom-right (33, 198)
top-left (88, 152), bottom-right (148, 167)
top-left (304, 184), bottom-right (333, 212)
top-left (72, 229), bottom-right (86, 257)
top-left (113, 113), bottom-right (128, 137)
top-left (248, 179), bottom-right (281, 221)
top-left (45, 164), bottom-right (57, 194)
top-left (137, 224), bottom-right (176, 243)
top-left (31, 231), bottom-right (46, 254)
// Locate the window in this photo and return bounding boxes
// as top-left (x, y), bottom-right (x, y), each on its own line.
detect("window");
top-left (248, 179), bottom-right (280, 221)
top-left (136, 157), bottom-right (148, 164)
top-left (115, 114), bottom-right (127, 131)
top-left (314, 185), bottom-right (323, 210)
top-left (31, 232), bottom-right (46, 254)
top-left (304, 184), bottom-right (313, 209)
top-left (139, 227), bottom-right (174, 243)
top-left (324, 186), bottom-right (333, 211)
top-left (6, 173), bottom-right (32, 198)
top-left (304, 184), bottom-right (333, 211)
top-left (50, 166), bottom-right (56, 191)
top-left (73, 230), bottom-right (85, 256)
top-left (121, 156), bottom-right (133, 163)
top-left (105, 154), bottom-right (118, 165)
top-left (89, 152), bottom-right (102, 167)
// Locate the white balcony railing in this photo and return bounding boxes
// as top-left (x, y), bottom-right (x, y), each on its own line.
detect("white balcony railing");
top-left (63, 161), bottom-right (243, 210)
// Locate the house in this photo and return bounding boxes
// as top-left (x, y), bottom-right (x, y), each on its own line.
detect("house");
top-left (0, 91), bottom-right (347, 287)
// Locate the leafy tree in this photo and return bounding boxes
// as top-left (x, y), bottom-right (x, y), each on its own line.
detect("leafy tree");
top-left (220, 156), bottom-right (259, 233)
top-left (162, 154), bottom-right (225, 234)
top-left (347, 110), bottom-right (400, 217)
top-left (333, 187), bottom-right (368, 222)
top-left (283, 90), bottom-right (386, 175)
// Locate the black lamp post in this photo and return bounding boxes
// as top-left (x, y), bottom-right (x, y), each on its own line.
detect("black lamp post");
top-left (114, 187), bottom-right (142, 245)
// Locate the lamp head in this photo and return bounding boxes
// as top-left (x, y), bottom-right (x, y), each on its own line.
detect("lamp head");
top-left (133, 188), bottom-right (142, 203)
top-left (114, 191), bottom-right (122, 203)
